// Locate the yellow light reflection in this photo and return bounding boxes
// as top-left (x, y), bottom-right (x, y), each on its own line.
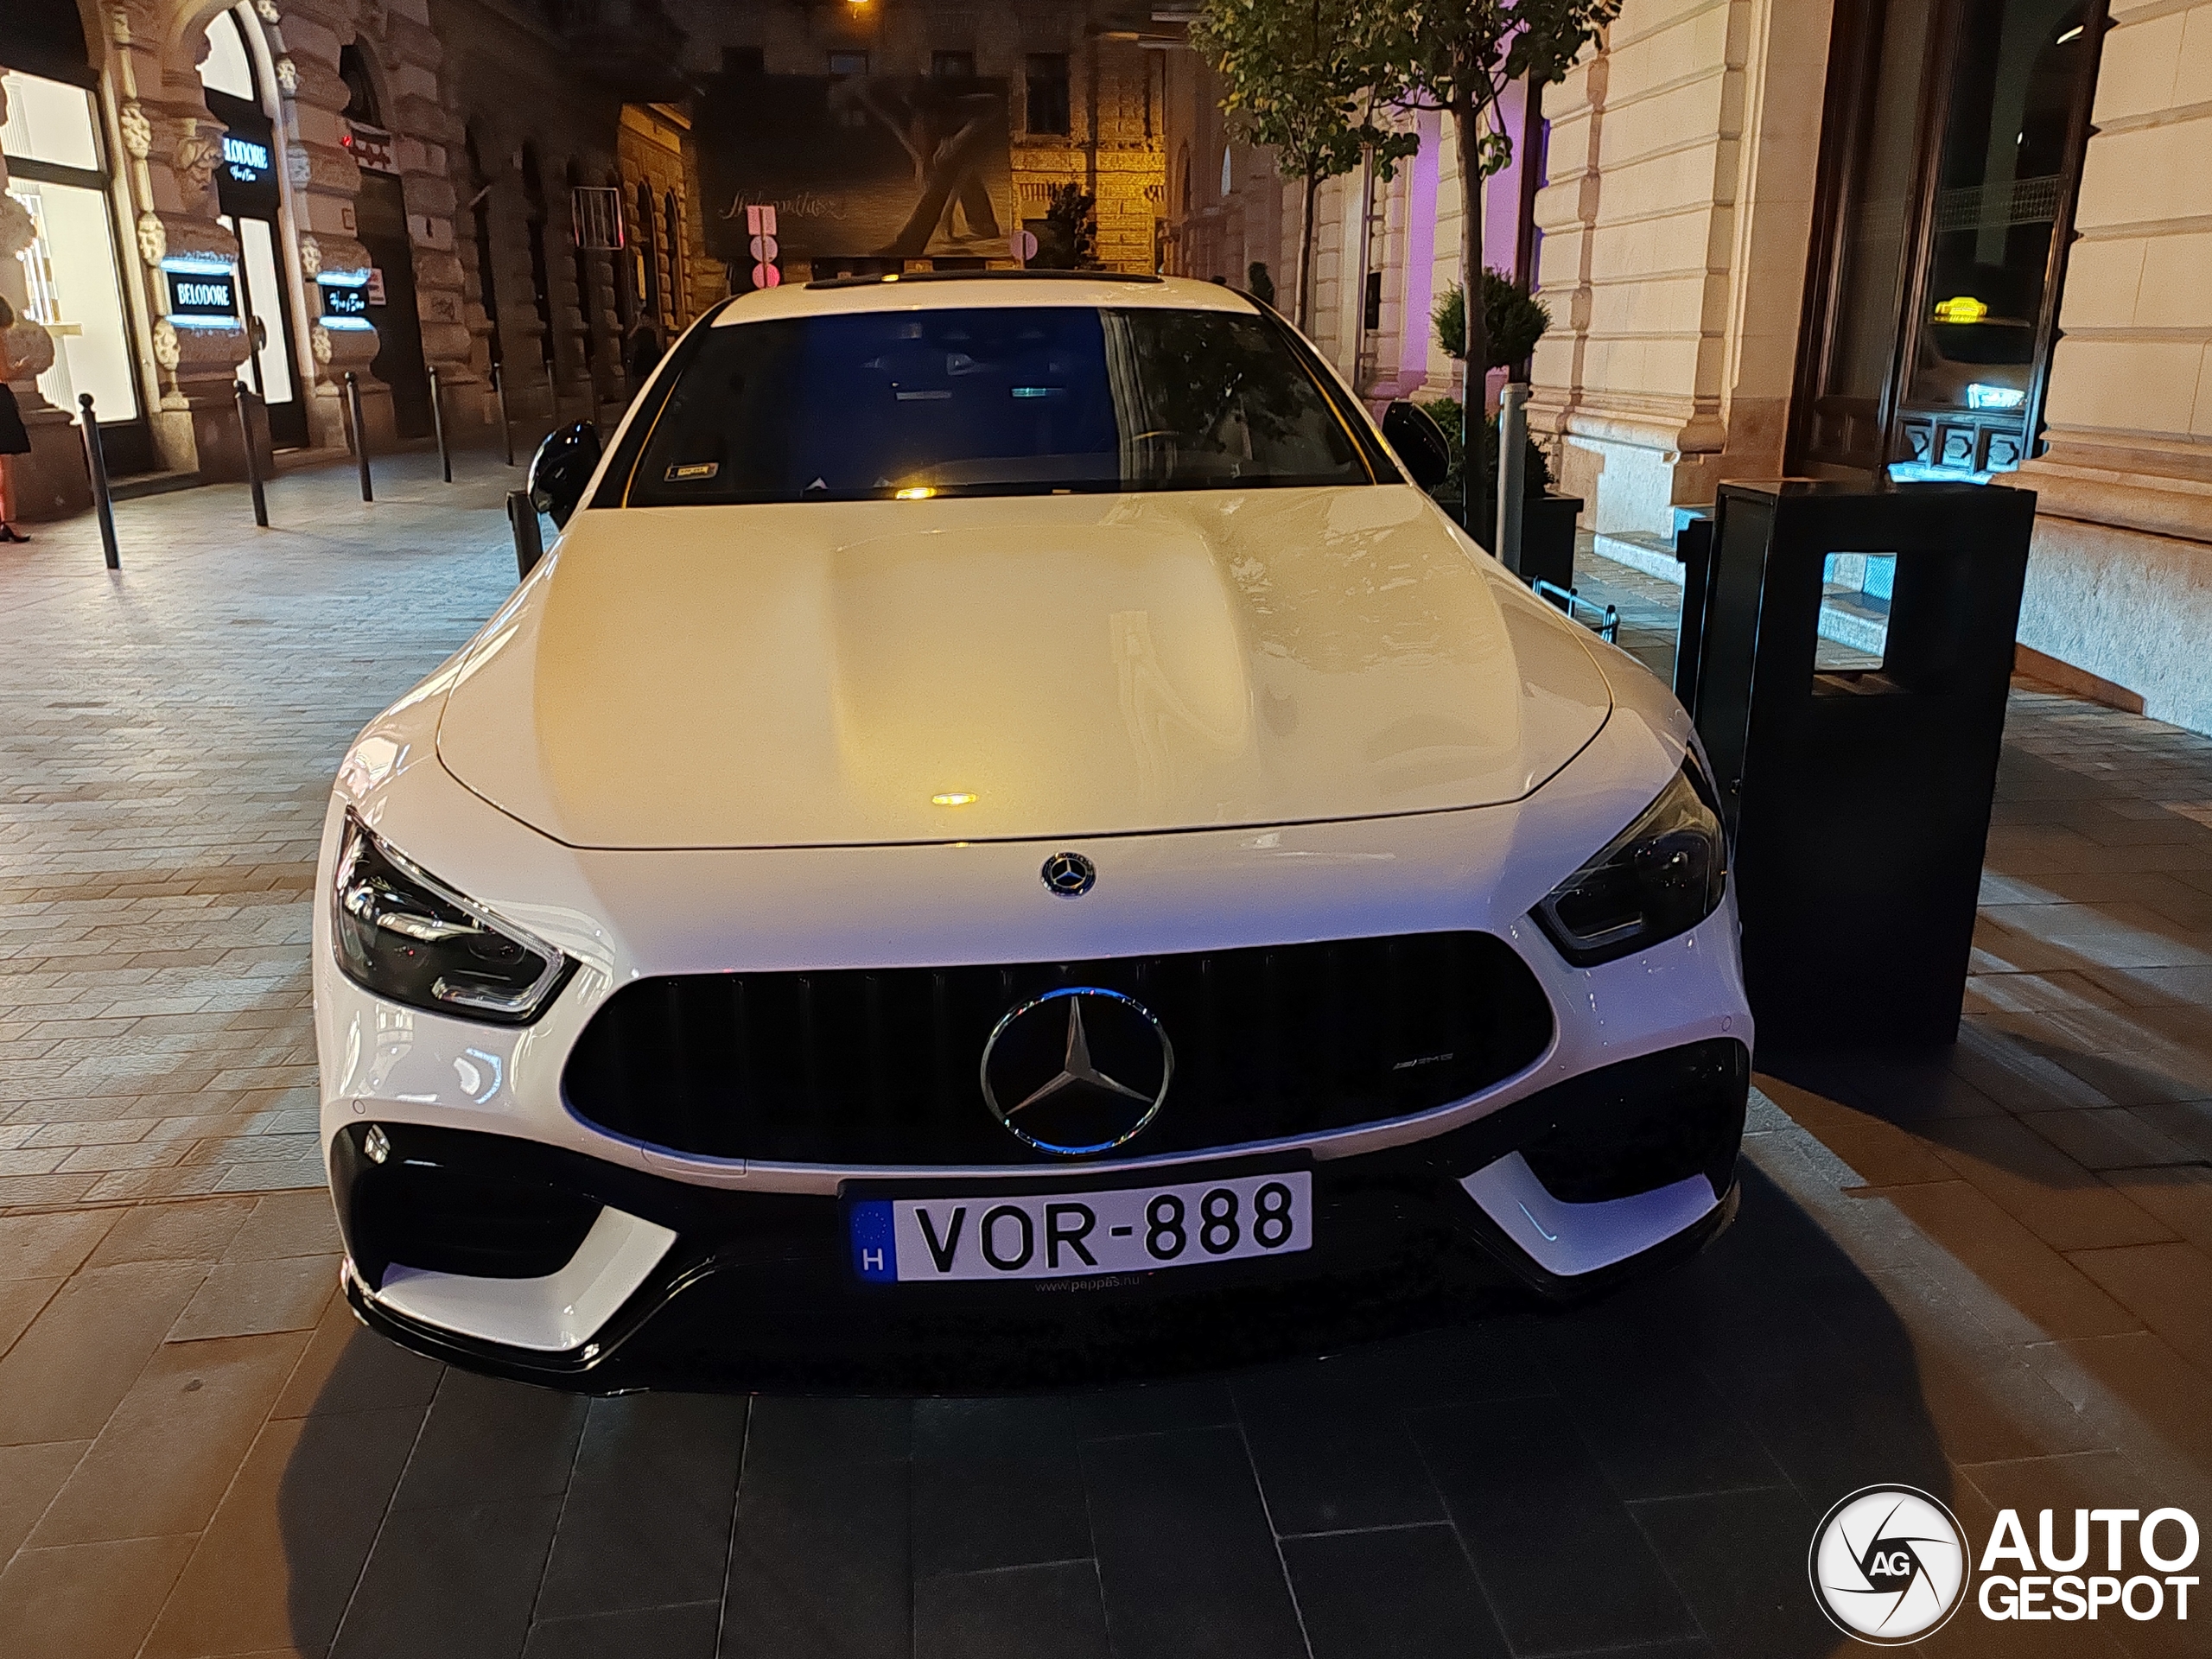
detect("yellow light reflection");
top-left (895, 486), bottom-right (936, 500)
top-left (1933, 296), bottom-right (1989, 324)
top-left (931, 791), bottom-right (977, 807)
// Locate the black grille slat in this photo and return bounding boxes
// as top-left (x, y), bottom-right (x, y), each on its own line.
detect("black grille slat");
top-left (563, 931), bottom-right (1554, 1166)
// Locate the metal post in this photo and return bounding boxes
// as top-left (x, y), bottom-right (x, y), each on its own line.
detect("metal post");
top-left (77, 394), bottom-right (119, 570)
top-left (1495, 382), bottom-right (1529, 579)
top-left (429, 365), bottom-right (452, 483)
top-left (343, 371), bottom-right (372, 502)
top-left (493, 361), bottom-right (513, 467)
top-left (506, 488), bottom-right (544, 581)
top-left (235, 381), bottom-right (269, 529)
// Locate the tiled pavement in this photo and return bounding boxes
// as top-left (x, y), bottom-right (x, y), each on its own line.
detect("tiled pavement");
top-left (0, 450), bottom-right (522, 1208)
top-left (0, 474), bottom-right (2208, 1658)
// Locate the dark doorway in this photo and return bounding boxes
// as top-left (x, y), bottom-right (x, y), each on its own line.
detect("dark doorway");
top-left (207, 97), bottom-right (308, 446)
top-left (355, 173), bottom-right (432, 438)
top-left (340, 45), bottom-right (431, 438)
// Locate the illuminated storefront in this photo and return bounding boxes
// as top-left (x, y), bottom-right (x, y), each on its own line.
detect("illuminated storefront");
top-left (198, 3), bottom-right (309, 449)
top-left (1, 54), bottom-right (152, 475)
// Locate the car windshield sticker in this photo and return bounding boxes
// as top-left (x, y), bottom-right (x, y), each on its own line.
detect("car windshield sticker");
top-left (664, 462), bottom-right (718, 481)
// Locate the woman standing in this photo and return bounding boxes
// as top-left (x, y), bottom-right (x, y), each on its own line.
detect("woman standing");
top-left (0, 295), bottom-right (29, 543)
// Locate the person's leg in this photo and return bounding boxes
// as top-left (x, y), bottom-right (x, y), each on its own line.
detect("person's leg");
top-left (0, 455), bottom-right (25, 541)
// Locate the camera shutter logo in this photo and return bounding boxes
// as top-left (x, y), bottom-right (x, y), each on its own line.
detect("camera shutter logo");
top-left (1809, 1485), bottom-right (1970, 1644)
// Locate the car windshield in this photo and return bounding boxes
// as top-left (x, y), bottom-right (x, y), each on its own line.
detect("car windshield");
top-left (621, 303), bottom-right (1376, 505)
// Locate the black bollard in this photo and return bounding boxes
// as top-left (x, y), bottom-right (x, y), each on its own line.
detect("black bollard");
top-left (429, 365), bottom-right (451, 484)
top-left (506, 488), bottom-right (543, 581)
top-left (493, 360), bottom-right (513, 467)
top-left (343, 371), bottom-right (372, 502)
top-left (77, 393), bottom-right (120, 570)
top-left (235, 381), bottom-right (269, 529)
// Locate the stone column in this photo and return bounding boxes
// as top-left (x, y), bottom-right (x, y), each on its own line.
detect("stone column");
top-left (109, 1), bottom-right (254, 480)
top-left (385, 0), bottom-right (474, 397)
top-left (270, 3), bottom-right (386, 449)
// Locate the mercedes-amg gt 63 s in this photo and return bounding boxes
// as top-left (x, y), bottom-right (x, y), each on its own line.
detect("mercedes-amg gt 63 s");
top-left (315, 271), bottom-right (1751, 1389)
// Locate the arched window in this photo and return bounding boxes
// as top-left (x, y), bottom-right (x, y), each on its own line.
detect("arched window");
top-left (661, 189), bottom-right (683, 325)
top-left (338, 44), bottom-right (380, 125)
top-left (199, 10), bottom-right (257, 106)
top-left (635, 181), bottom-right (659, 320)
top-left (520, 143), bottom-right (555, 371)
top-left (607, 170), bottom-right (634, 327)
top-left (565, 158), bottom-right (596, 365)
top-left (465, 127), bottom-right (503, 367)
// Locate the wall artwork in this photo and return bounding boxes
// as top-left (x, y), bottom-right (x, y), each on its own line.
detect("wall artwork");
top-left (695, 73), bottom-right (1012, 268)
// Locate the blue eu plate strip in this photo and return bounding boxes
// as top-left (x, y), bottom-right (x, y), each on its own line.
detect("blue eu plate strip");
top-left (849, 1200), bottom-right (897, 1282)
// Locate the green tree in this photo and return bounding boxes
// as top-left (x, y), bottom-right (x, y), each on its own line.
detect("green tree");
top-left (1360, 0), bottom-right (1618, 391)
top-left (1034, 183), bottom-right (1098, 270)
top-left (1192, 0), bottom-right (1417, 327)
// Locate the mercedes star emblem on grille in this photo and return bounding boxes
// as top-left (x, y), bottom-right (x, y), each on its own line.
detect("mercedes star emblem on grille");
top-left (1040, 850), bottom-right (1096, 898)
top-left (978, 987), bottom-right (1173, 1154)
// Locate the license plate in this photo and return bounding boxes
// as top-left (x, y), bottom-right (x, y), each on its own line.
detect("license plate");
top-left (849, 1170), bottom-right (1313, 1283)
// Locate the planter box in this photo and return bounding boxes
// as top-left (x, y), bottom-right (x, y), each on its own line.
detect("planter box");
top-left (1456, 492), bottom-right (1584, 591)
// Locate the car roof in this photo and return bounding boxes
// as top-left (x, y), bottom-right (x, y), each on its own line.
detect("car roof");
top-left (709, 270), bottom-right (1263, 325)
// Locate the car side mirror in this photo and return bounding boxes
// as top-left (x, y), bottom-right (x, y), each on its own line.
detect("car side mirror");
top-left (527, 420), bottom-right (602, 530)
top-left (1382, 400), bottom-right (1452, 492)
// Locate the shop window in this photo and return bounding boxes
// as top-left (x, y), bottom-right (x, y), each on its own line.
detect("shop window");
top-left (1789, 0), bottom-right (2101, 481)
top-left (3, 68), bottom-right (138, 422)
top-left (0, 67), bottom-right (99, 170)
top-left (828, 51), bottom-right (869, 78)
top-left (931, 52), bottom-right (976, 79)
top-left (200, 11), bottom-right (256, 104)
top-left (1894, 0), bottom-right (2094, 477)
top-left (1026, 54), bottom-right (1071, 136)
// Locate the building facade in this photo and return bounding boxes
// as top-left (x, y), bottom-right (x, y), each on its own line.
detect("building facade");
top-left (1157, 0), bottom-right (2212, 735)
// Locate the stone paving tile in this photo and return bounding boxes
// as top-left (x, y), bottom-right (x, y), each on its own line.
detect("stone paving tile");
top-left (0, 452), bottom-right (518, 1211)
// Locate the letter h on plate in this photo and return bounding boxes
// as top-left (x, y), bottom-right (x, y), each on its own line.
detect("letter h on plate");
top-left (850, 1200), bottom-right (898, 1282)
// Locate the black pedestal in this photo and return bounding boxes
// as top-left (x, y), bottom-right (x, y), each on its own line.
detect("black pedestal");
top-left (1693, 481), bottom-right (2035, 1050)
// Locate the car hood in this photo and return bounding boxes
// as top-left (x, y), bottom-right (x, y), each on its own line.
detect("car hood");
top-left (435, 487), bottom-right (1612, 850)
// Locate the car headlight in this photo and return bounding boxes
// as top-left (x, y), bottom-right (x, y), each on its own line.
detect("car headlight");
top-left (331, 813), bottom-right (570, 1023)
top-left (1532, 760), bottom-right (1727, 968)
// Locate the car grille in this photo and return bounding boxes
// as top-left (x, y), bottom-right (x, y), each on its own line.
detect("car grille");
top-left (562, 931), bottom-right (1555, 1166)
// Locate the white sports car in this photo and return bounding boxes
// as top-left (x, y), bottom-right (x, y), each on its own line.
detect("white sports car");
top-left (315, 272), bottom-right (1751, 1389)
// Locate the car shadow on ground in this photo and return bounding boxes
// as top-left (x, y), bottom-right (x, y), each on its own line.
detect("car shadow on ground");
top-left (276, 1159), bottom-right (1934, 1659)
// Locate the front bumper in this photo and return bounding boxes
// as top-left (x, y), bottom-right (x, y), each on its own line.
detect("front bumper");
top-left (334, 1039), bottom-right (1748, 1394)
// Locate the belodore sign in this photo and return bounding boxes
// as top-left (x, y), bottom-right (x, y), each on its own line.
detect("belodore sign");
top-left (166, 270), bottom-right (238, 321)
top-left (694, 73), bottom-right (1012, 269)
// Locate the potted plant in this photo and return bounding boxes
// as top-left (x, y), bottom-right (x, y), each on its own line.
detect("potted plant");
top-left (1428, 273), bottom-right (1581, 590)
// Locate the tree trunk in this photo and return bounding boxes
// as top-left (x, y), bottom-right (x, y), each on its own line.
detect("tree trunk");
top-left (1454, 91), bottom-right (1487, 412)
top-left (1296, 164), bottom-right (1320, 329)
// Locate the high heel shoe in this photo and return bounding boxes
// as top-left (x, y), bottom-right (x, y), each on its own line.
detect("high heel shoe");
top-left (0, 525), bottom-right (27, 543)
